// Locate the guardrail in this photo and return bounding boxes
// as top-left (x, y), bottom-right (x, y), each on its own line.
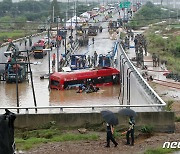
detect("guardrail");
top-left (118, 41), bottom-right (166, 108)
top-left (0, 103), bottom-right (166, 114)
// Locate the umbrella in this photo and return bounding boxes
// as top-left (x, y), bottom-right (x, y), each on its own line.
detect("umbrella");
top-left (101, 110), bottom-right (118, 125)
top-left (118, 108), bottom-right (137, 117)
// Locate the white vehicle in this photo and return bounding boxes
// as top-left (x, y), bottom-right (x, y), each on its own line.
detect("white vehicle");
top-left (92, 7), bottom-right (100, 12)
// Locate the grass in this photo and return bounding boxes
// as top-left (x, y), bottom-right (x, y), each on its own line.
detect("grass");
top-left (15, 128), bottom-right (99, 150)
top-left (0, 30), bottom-right (34, 43)
top-left (144, 147), bottom-right (177, 154)
top-left (145, 28), bottom-right (180, 73)
top-left (140, 125), bottom-right (154, 134)
top-left (175, 116), bottom-right (180, 122)
top-left (165, 100), bottom-right (174, 111)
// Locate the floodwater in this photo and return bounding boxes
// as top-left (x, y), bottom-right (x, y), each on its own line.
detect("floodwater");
top-left (0, 12), bottom-right (122, 113)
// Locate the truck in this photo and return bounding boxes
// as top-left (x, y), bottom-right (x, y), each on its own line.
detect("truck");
top-left (31, 39), bottom-right (47, 59)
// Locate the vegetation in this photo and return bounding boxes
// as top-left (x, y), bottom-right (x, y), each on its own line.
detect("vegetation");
top-left (144, 147), bottom-right (176, 154)
top-left (175, 116), bottom-right (180, 122)
top-left (129, 1), bottom-right (180, 73)
top-left (15, 127), bottom-right (99, 150)
top-left (129, 1), bottom-right (176, 29)
top-left (145, 29), bottom-right (180, 73)
top-left (165, 100), bottom-right (174, 111)
top-left (140, 125), bottom-right (154, 134)
top-left (0, 0), bottom-right (98, 43)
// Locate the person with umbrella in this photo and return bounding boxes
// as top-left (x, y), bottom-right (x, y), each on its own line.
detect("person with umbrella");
top-left (101, 110), bottom-right (118, 148)
top-left (105, 123), bottom-right (118, 148)
top-left (118, 108), bottom-right (137, 146)
top-left (126, 116), bottom-right (135, 146)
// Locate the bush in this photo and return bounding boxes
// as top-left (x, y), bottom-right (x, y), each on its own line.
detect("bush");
top-left (141, 125), bottom-right (154, 134)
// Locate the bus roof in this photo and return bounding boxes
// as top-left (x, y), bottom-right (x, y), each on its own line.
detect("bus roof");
top-left (50, 67), bottom-right (119, 82)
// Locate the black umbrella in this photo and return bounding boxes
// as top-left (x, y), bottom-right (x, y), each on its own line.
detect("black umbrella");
top-left (118, 108), bottom-right (137, 117)
top-left (101, 110), bottom-right (119, 125)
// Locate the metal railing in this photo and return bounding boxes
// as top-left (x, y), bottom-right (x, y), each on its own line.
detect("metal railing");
top-left (0, 103), bottom-right (166, 114)
top-left (118, 40), bottom-right (166, 108)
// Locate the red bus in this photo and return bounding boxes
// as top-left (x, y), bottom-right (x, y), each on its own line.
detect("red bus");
top-left (50, 67), bottom-right (120, 90)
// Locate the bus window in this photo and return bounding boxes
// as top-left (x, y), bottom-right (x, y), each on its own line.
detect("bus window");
top-left (64, 80), bottom-right (84, 89)
top-left (51, 80), bottom-right (60, 86)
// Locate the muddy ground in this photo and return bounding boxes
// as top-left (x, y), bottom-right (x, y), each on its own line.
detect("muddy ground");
top-left (23, 83), bottom-right (180, 154)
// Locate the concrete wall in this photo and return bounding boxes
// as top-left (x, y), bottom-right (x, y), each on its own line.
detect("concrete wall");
top-left (15, 112), bottom-right (175, 132)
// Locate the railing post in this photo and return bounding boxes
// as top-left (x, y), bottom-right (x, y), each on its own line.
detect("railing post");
top-left (127, 67), bottom-right (132, 105)
top-left (26, 108), bottom-right (29, 114)
top-left (122, 59), bottom-right (127, 105)
top-left (60, 107), bottom-right (63, 112)
top-left (118, 54), bottom-right (123, 100)
top-left (128, 70), bottom-right (134, 106)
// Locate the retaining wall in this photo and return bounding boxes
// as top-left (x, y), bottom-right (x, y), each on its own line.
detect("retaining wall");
top-left (15, 112), bottom-right (175, 132)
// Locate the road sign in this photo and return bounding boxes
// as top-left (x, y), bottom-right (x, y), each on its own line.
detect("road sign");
top-left (119, 1), bottom-right (131, 8)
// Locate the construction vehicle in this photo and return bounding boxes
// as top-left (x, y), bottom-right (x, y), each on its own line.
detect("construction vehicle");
top-left (4, 42), bottom-right (28, 83)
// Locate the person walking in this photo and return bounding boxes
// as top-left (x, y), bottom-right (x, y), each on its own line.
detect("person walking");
top-left (52, 53), bottom-right (56, 68)
top-left (87, 55), bottom-right (91, 66)
top-left (126, 116), bottom-right (135, 146)
top-left (94, 51), bottom-right (98, 66)
top-left (92, 37), bottom-right (94, 44)
top-left (152, 53), bottom-right (157, 67)
top-left (105, 123), bottom-right (118, 148)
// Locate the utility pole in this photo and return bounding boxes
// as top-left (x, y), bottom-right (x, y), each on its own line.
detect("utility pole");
top-left (75, 0), bottom-right (77, 40)
top-left (47, 29), bottom-right (51, 88)
top-left (26, 50), bottom-right (37, 113)
top-left (57, 17), bottom-right (60, 72)
top-left (53, 6), bottom-right (54, 23)
top-left (15, 50), bottom-right (19, 113)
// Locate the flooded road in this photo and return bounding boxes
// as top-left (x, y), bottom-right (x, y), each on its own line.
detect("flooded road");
top-left (0, 11), bottom-right (122, 113)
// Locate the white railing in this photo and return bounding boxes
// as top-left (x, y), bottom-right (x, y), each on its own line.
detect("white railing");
top-left (0, 103), bottom-right (166, 114)
top-left (118, 41), bottom-right (166, 107)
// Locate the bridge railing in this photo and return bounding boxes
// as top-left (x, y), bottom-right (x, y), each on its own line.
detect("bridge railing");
top-left (118, 41), bottom-right (166, 109)
top-left (0, 103), bottom-right (166, 114)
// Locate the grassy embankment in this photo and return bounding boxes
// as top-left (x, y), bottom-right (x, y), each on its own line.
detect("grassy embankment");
top-left (145, 26), bottom-right (180, 73)
top-left (0, 30), bottom-right (27, 43)
top-left (129, 2), bottom-right (180, 73)
top-left (15, 125), bottom-right (99, 150)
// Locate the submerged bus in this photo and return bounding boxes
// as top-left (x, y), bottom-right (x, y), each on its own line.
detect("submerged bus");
top-left (50, 67), bottom-right (120, 90)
